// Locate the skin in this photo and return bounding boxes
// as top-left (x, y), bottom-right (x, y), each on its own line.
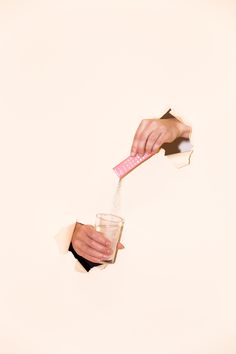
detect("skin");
top-left (73, 116), bottom-right (191, 262)
top-left (130, 117), bottom-right (191, 157)
top-left (72, 223), bottom-right (124, 263)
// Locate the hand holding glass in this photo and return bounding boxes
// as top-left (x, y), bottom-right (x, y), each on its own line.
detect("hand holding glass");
top-left (95, 213), bottom-right (124, 264)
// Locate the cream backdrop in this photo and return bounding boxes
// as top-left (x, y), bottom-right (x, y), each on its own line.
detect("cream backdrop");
top-left (0, 1), bottom-right (236, 353)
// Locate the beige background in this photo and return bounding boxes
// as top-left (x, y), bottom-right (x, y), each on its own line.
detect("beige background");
top-left (0, 1), bottom-right (236, 353)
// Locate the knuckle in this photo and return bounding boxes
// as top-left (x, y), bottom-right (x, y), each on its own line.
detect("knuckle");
top-left (92, 251), bottom-right (100, 259)
top-left (82, 243), bottom-right (89, 253)
top-left (160, 125), bottom-right (168, 134)
top-left (165, 132), bottom-right (172, 141)
top-left (135, 132), bottom-right (142, 140)
top-left (90, 239), bottom-right (100, 249)
top-left (72, 238), bottom-right (80, 250)
top-left (95, 232), bottom-right (104, 242)
top-left (90, 251), bottom-right (100, 260)
top-left (77, 250), bottom-right (85, 258)
top-left (139, 133), bottom-right (147, 141)
top-left (141, 118), bottom-right (148, 124)
top-left (74, 231), bottom-right (83, 241)
top-left (89, 239), bottom-right (95, 247)
top-left (86, 239), bottom-right (94, 249)
top-left (154, 141), bottom-right (161, 148)
top-left (90, 231), bottom-right (98, 241)
top-left (148, 135), bottom-right (157, 143)
top-left (71, 240), bottom-right (79, 253)
top-left (72, 232), bottom-right (79, 243)
top-left (82, 253), bottom-right (94, 263)
top-left (80, 224), bottom-right (88, 231)
top-left (75, 247), bottom-right (85, 258)
top-left (162, 136), bottom-right (169, 144)
top-left (86, 225), bottom-right (94, 235)
top-left (150, 120), bottom-right (158, 128)
top-left (146, 143), bottom-right (153, 151)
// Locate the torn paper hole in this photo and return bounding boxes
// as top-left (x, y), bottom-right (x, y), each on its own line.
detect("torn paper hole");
top-left (162, 137), bottom-right (193, 168)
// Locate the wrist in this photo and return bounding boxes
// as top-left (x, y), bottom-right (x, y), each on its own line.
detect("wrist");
top-left (162, 109), bottom-right (191, 139)
top-left (181, 123), bottom-right (191, 139)
top-left (174, 119), bottom-right (191, 139)
top-left (71, 222), bottom-right (82, 247)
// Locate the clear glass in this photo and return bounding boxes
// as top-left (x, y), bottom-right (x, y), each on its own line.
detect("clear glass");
top-left (95, 213), bottom-right (124, 264)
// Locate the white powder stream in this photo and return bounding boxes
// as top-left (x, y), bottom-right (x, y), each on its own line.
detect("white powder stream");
top-left (111, 178), bottom-right (122, 216)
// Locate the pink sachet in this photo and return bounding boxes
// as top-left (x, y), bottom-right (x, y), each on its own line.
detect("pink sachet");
top-left (113, 152), bottom-right (154, 179)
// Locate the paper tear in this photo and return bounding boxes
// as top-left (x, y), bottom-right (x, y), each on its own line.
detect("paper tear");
top-left (55, 223), bottom-right (108, 273)
top-left (162, 129), bottom-right (193, 169)
top-left (167, 150), bottom-right (193, 169)
top-left (74, 261), bottom-right (87, 273)
top-left (54, 223), bottom-right (76, 255)
top-left (55, 117), bottom-right (193, 273)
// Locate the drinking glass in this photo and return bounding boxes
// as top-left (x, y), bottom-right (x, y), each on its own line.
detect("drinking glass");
top-left (95, 213), bottom-right (124, 264)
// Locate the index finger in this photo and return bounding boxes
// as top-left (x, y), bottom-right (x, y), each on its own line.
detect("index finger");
top-left (85, 226), bottom-right (111, 247)
top-left (130, 120), bottom-right (147, 156)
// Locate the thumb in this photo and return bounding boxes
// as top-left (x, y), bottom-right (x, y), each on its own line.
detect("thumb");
top-left (117, 242), bottom-right (125, 249)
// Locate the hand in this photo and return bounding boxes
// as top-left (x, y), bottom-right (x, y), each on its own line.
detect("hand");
top-left (71, 223), bottom-right (125, 263)
top-left (131, 117), bottom-right (191, 157)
